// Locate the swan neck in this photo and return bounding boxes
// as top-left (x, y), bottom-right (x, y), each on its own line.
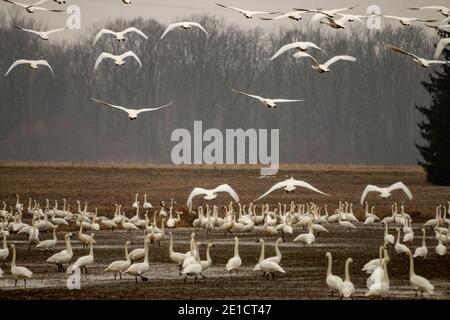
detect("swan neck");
top-left (345, 260), bottom-right (351, 282)
top-left (326, 254), bottom-right (332, 276)
top-left (408, 252), bottom-right (415, 277)
top-left (12, 246), bottom-right (16, 267)
top-left (125, 242), bottom-right (130, 261)
top-left (259, 241), bottom-right (265, 262)
top-left (234, 239), bottom-right (239, 257)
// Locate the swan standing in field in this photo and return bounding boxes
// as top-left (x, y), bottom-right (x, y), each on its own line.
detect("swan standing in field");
top-left (28, 218), bottom-right (39, 250)
top-left (270, 41), bottom-right (325, 60)
top-left (409, 5), bottom-right (450, 17)
top-left (342, 258), bottom-right (355, 299)
top-left (0, 233), bottom-right (9, 265)
top-left (200, 243), bottom-right (214, 271)
top-left (16, 26), bottom-right (67, 40)
top-left (121, 217), bottom-right (139, 232)
top-left (10, 244), bottom-right (32, 287)
top-left (169, 232), bottom-right (188, 274)
top-left (254, 239), bottom-right (285, 280)
top-left (93, 27), bottom-right (148, 45)
top-left (255, 177), bottom-right (328, 201)
top-left (92, 98), bottom-right (172, 120)
top-left (182, 242), bottom-right (205, 283)
top-left (104, 241), bottom-right (131, 280)
top-left (360, 182), bottom-right (413, 204)
top-left (366, 247), bottom-right (390, 297)
top-left (143, 194), bottom-right (153, 209)
top-left (160, 22), bottom-right (209, 39)
top-left (47, 233), bottom-right (73, 271)
top-left (215, 2), bottom-right (278, 19)
top-left (293, 223), bottom-right (315, 246)
top-left (294, 52), bottom-right (357, 73)
top-left (395, 228), bottom-right (411, 256)
top-left (5, 59), bottom-right (54, 77)
top-left (325, 252), bottom-right (343, 298)
top-left (2, 0), bottom-right (65, 13)
top-left (36, 226), bottom-right (58, 253)
top-left (406, 251), bottom-right (434, 296)
top-left (414, 229), bottom-right (428, 259)
top-left (187, 184), bottom-right (239, 208)
top-left (72, 240), bottom-right (94, 274)
top-left (78, 224), bottom-right (96, 247)
top-left (338, 216), bottom-right (356, 232)
top-left (232, 89), bottom-right (304, 109)
top-left (387, 45), bottom-right (450, 68)
top-left (225, 237), bottom-right (242, 276)
top-left (126, 239), bottom-right (150, 283)
top-left (435, 236), bottom-right (447, 256)
top-left (128, 237), bottom-right (146, 263)
top-left (434, 38), bottom-right (450, 59)
top-left (94, 51), bottom-right (142, 70)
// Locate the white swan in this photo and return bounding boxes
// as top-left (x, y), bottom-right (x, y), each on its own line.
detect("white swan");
top-left (414, 228), bottom-right (428, 259)
top-left (387, 44), bottom-right (450, 67)
top-left (325, 252), bottom-right (343, 297)
top-left (5, 59), bottom-right (54, 77)
top-left (72, 240), bottom-right (94, 274)
top-left (161, 22), bottom-right (208, 39)
top-left (294, 5), bottom-right (359, 19)
top-left (2, 0), bottom-right (65, 13)
top-left (254, 239), bottom-right (285, 280)
top-left (36, 226), bottom-right (58, 253)
top-left (47, 233), bottom-right (73, 271)
top-left (16, 26), bottom-right (67, 40)
top-left (270, 41), bottom-right (325, 61)
top-left (92, 98), bottom-right (172, 120)
top-left (256, 177), bottom-right (327, 201)
top-left (128, 237), bottom-right (146, 262)
top-left (78, 224), bottom-right (96, 247)
top-left (434, 38), bottom-right (450, 59)
top-left (187, 184), bottom-right (239, 207)
top-left (0, 233), bottom-right (9, 265)
top-left (94, 51), bottom-right (142, 70)
top-left (232, 89), bottom-right (304, 109)
top-left (395, 228), bottom-right (411, 255)
top-left (360, 182), bottom-right (413, 204)
top-left (342, 258), bottom-right (355, 299)
top-left (293, 223), bottom-right (315, 246)
top-left (362, 244), bottom-right (390, 274)
top-left (215, 2), bottom-right (278, 19)
top-left (10, 244), bottom-right (33, 287)
top-left (406, 251), bottom-right (434, 296)
top-left (125, 239), bottom-right (150, 282)
top-left (200, 243), bottom-right (214, 271)
top-left (260, 11), bottom-right (304, 21)
top-left (104, 241), bottom-right (131, 280)
top-left (169, 232), bottom-right (188, 274)
top-left (435, 236), bottom-right (447, 256)
top-left (366, 247), bottom-right (390, 297)
top-left (294, 52), bottom-right (356, 73)
top-left (121, 217), bottom-right (139, 231)
top-left (132, 193), bottom-right (139, 209)
top-left (225, 237), bottom-right (242, 276)
top-left (379, 14), bottom-right (438, 26)
top-left (182, 242), bottom-right (205, 283)
top-left (93, 27), bottom-right (148, 45)
top-left (319, 15), bottom-right (364, 29)
top-left (143, 194), bottom-right (153, 209)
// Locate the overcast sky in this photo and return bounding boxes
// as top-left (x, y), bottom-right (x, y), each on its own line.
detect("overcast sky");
top-left (0, 0), bottom-right (445, 36)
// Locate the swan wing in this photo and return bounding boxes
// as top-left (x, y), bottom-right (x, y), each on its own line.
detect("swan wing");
top-left (255, 180), bottom-right (290, 201)
top-left (270, 42), bottom-right (302, 60)
top-left (4, 59), bottom-right (31, 77)
top-left (434, 38), bottom-right (450, 59)
top-left (232, 89), bottom-right (265, 103)
top-left (122, 27), bottom-right (148, 39)
top-left (92, 97), bottom-right (131, 115)
top-left (271, 99), bottom-right (304, 104)
top-left (121, 51), bottom-right (142, 67)
top-left (310, 12), bottom-right (328, 24)
top-left (187, 188), bottom-right (209, 207)
top-left (213, 184), bottom-right (240, 203)
top-left (387, 182), bottom-right (413, 200)
top-left (386, 44), bottom-right (421, 60)
top-left (15, 26), bottom-right (41, 36)
top-left (93, 29), bottom-right (117, 45)
top-left (291, 179), bottom-right (328, 196)
top-left (323, 55), bottom-right (357, 68)
top-left (215, 3), bottom-right (245, 14)
top-left (360, 185), bottom-right (383, 205)
top-left (46, 26), bottom-right (67, 35)
top-left (188, 22), bottom-right (209, 36)
top-left (135, 101), bottom-right (173, 115)
top-left (293, 52), bottom-right (321, 67)
top-left (36, 60), bottom-right (54, 77)
top-left (94, 52), bottom-right (116, 70)
top-left (160, 22), bottom-right (184, 39)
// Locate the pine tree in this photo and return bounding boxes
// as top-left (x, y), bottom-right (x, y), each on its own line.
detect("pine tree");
top-left (416, 29), bottom-right (450, 185)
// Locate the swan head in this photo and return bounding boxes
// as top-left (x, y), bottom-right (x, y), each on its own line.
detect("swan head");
top-left (129, 116), bottom-right (137, 120)
top-left (325, 252), bottom-right (331, 258)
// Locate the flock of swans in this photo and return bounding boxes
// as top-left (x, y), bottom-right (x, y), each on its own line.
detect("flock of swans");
top-left (0, 176), bottom-right (448, 299)
top-left (2, 1), bottom-right (450, 119)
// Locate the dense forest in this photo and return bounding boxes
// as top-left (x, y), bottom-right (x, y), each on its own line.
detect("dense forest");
top-left (0, 10), bottom-right (439, 165)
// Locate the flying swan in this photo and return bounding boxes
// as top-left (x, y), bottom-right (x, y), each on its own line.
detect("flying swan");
top-left (255, 177), bottom-right (328, 201)
top-left (270, 41), bottom-right (325, 60)
top-left (160, 22), bottom-right (209, 40)
top-left (94, 51), bottom-right (142, 70)
top-left (16, 26), bottom-right (67, 40)
top-left (360, 182), bottom-right (413, 205)
top-left (187, 184), bottom-right (239, 207)
top-left (5, 59), bottom-right (54, 77)
top-left (92, 98), bottom-right (172, 120)
top-left (93, 27), bottom-right (148, 45)
top-left (232, 89), bottom-right (304, 108)
top-left (294, 52), bottom-right (357, 73)
top-left (216, 2), bottom-right (279, 19)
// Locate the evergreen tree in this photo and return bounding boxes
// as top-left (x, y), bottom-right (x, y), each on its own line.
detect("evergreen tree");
top-left (416, 29), bottom-right (450, 185)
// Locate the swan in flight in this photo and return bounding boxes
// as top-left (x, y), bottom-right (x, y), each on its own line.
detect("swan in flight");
top-left (161, 22), bottom-right (208, 39)
top-left (294, 5), bottom-right (359, 18)
top-left (94, 51), bottom-right (142, 70)
top-left (5, 59), bottom-right (54, 77)
top-left (215, 2), bottom-right (279, 19)
top-left (387, 45), bottom-right (450, 67)
top-left (2, 0), bottom-right (65, 13)
top-left (16, 26), bottom-right (67, 40)
top-left (270, 41), bottom-right (325, 60)
top-left (377, 14), bottom-right (437, 26)
top-left (409, 6), bottom-right (450, 17)
top-left (93, 27), bottom-right (148, 45)
top-left (318, 15), bottom-right (365, 29)
top-left (92, 98), bottom-right (172, 120)
top-left (187, 184), bottom-right (239, 207)
top-left (294, 52), bottom-right (357, 73)
top-left (232, 89), bottom-right (304, 108)
top-left (360, 182), bottom-right (413, 205)
top-left (255, 177), bottom-right (328, 201)
top-left (434, 38), bottom-right (450, 59)
top-left (260, 11), bottom-right (304, 21)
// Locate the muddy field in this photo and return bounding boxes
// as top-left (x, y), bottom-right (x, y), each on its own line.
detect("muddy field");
top-left (0, 165), bottom-right (449, 300)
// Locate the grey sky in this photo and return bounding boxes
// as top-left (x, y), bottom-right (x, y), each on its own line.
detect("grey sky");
top-left (0, 0), bottom-right (445, 37)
